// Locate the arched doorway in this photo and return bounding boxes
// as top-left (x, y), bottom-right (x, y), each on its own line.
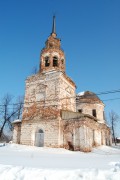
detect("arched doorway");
top-left (35, 129), bottom-right (44, 147)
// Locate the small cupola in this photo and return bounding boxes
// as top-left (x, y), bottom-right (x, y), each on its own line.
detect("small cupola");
top-left (76, 91), bottom-right (105, 123)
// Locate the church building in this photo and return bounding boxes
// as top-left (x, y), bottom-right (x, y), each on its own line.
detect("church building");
top-left (12, 17), bottom-right (111, 152)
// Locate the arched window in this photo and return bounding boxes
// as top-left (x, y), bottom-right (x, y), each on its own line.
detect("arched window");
top-left (45, 56), bottom-right (50, 67)
top-left (53, 56), bottom-right (58, 67)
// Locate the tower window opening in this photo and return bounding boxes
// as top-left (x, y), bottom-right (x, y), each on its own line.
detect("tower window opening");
top-left (49, 43), bottom-right (53, 48)
top-left (78, 109), bottom-right (82, 113)
top-left (53, 56), bottom-right (58, 67)
top-left (45, 56), bottom-right (50, 67)
top-left (92, 109), bottom-right (97, 117)
top-left (103, 111), bottom-right (105, 120)
top-left (61, 59), bottom-right (64, 64)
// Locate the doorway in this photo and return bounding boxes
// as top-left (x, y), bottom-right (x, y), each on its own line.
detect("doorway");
top-left (35, 129), bottom-right (44, 147)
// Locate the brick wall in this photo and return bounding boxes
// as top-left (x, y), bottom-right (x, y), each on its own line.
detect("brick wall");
top-left (20, 117), bottom-right (61, 147)
top-left (63, 116), bottom-right (111, 152)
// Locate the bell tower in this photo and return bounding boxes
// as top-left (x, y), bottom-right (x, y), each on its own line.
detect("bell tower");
top-left (40, 16), bottom-right (65, 73)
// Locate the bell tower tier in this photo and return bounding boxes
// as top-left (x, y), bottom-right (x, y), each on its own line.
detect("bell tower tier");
top-left (39, 16), bottom-right (66, 73)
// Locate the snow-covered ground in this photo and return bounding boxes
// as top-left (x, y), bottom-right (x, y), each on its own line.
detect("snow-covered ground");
top-left (0, 143), bottom-right (120, 180)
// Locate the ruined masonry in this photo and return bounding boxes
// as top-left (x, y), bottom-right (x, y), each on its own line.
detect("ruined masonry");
top-left (12, 16), bottom-right (111, 152)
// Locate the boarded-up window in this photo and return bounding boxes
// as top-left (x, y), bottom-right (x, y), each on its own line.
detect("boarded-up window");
top-left (36, 92), bottom-right (45, 101)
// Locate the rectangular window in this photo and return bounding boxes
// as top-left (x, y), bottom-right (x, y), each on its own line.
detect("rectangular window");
top-left (92, 109), bottom-right (96, 117)
top-left (53, 57), bottom-right (58, 67)
top-left (103, 111), bottom-right (105, 120)
top-left (53, 60), bottom-right (58, 67)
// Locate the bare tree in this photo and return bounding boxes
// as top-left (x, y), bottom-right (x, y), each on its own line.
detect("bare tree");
top-left (14, 96), bottom-right (24, 119)
top-left (0, 94), bottom-right (23, 141)
top-left (109, 110), bottom-right (119, 145)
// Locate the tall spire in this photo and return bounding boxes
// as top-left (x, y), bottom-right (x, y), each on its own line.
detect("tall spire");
top-left (40, 16), bottom-right (66, 73)
top-left (51, 15), bottom-right (56, 36)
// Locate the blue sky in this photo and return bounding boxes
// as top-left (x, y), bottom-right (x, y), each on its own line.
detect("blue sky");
top-left (0, 0), bottom-right (120, 134)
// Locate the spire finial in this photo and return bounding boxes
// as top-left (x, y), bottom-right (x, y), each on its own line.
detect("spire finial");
top-left (52, 15), bottom-right (56, 36)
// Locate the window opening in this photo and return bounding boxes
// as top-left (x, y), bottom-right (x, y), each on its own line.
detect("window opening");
top-left (103, 111), bottom-right (105, 120)
top-left (53, 56), bottom-right (58, 67)
top-left (92, 109), bottom-right (97, 117)
top-left (45, 56), bottom-right (50, 67)
top-left (61, 59), bottom-right (64, 64)
top-left (49, 43), bottom-right (53, 48)
top-left (78, 109), bottom-right (82, 113)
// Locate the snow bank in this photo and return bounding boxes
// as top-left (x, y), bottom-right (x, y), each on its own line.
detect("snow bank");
top-left (0, 163), bottom-right (120, 180)
top-left (6, 143), bottom-right (73, 154)
top-left (0, 143), bottom-right (6, 147)
top-left (0, 144), bottom-right (120, 179)
top-left (116, 137), bottom-right (120, 140)
top-left (77, 91), bottom-right (85, 96)
top-left (92, 145), bottom-right (120, 155)
top-left (12, 119), bottom-right (21, 124)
